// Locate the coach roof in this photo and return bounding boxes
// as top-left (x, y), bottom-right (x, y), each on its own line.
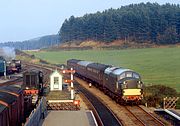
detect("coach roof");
top-left (77, 61), bottom-right (93, 67)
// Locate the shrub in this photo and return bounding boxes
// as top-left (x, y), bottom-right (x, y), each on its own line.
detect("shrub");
top-left (143, 85), bottom-right (178, 108)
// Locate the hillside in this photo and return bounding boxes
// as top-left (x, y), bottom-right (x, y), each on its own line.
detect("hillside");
top-left (59, 3), bottom-right (180, 45)
top-left (44, 40), bottom-right (180, 51)
top-left (59, 40), bottom-right (155, 49)
top-left (0, 34), bottom-right (60, 50)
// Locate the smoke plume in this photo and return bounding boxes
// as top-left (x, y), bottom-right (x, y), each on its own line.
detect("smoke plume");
top-left (0, 47), bottom-right (15, 61)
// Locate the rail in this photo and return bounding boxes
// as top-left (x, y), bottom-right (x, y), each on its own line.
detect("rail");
top-left (78, 88), bottom-right (104, 126)
top-left (125, 106), bottom-right (165, 126)
top-left (0, 77), bottom-right (23, 87)
top-left (76, 82), bottom-right (122, 126)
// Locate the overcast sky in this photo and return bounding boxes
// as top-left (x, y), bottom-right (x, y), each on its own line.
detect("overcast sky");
top-left (0, 0), bottom-right (179, 42)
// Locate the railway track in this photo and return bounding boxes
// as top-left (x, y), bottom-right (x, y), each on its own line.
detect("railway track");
top-left (75, 82), bottom-right (122, 126)
top-left (22, 62), bottom-right (169, 126)
top-left (75, 77), bottom-right (168, 126)
top-left (125, 106), bottom-right (165, 126)
top-left (0, 77), bottom-right (23, 87)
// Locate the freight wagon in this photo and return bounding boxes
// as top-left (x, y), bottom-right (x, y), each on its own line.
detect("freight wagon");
top-left (0, 85), bottom-right (24, 126)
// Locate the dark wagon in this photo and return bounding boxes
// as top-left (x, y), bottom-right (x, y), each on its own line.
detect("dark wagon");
top-left (0, 85), bottom-right (24, 124)
top-left (0, 91), bottom-right (19, 126)
top-left (23, 69), bottom-right (43, 95)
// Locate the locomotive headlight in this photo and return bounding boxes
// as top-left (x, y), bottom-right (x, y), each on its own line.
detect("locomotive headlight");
top-left (137, 84), bottom-right (141, 88)
top-left (123, 81), bottom-right (127, 88)
top-left (26, 87), bottom-right (29, 89)
top-left (137, 81), bottom-right (142, 88)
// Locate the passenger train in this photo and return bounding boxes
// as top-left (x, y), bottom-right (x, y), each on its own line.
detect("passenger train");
top-left (67, 59), bottom-right (144, 104)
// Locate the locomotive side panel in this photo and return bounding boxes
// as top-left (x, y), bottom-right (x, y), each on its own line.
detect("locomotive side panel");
top-left (103, 73), bottom-right (120, 94)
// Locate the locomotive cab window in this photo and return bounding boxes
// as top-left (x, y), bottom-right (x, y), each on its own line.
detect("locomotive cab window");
top-left (126, 72), bottom-right (132, 77)
top-left (133, 73), bottom-right (140, 79)
top-left (120, 73), bottom-right (126, 79)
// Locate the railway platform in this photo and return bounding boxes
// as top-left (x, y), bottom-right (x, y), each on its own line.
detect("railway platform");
top-left (41, 110), bottom-right (97, 126)
top-left (155, 109), bottom-right (180, 125)
top-left (155, 109), bottom-right (180, 120)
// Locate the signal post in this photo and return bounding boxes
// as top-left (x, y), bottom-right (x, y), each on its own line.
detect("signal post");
top-left (63, 68), bottom-right (75, 99)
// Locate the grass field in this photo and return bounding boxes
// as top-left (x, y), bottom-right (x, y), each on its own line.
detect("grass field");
top-left (30, 47), bottom-right (180, 92)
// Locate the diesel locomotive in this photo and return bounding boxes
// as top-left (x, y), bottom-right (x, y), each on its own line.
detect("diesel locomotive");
top-left (67, 59), bottom-right (144, 103)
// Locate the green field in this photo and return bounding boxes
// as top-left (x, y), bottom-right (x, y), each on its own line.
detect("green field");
top-left (30, 47), bottom-right (180, 92)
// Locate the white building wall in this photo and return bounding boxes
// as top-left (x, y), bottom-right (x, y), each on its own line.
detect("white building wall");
top-left (50, 70), bottom-right (62, 91)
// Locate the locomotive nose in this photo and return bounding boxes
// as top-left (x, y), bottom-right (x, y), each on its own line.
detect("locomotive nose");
top-left (124, 79), bottom-right (140, 88)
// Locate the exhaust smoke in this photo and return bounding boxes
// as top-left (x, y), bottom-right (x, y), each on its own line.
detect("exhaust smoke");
top-left (0, 47), bottom-right (15, 61)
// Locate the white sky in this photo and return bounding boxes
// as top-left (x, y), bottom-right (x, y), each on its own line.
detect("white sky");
top-left (0, 0), bottom-right (179, 42)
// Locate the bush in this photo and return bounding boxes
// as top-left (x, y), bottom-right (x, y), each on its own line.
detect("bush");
top-left (143, 85), bottom-right (178, 108)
